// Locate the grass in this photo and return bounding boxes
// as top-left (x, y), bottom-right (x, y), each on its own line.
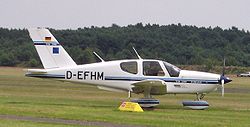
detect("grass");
top-left (0, 67), bottom-right (250, 127)
top-left (0, 119), bottom-right (85, 127)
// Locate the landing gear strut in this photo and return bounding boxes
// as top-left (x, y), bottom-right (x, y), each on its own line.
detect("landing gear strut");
top-left (128, 90), bottom-right (132, 99)
top-left (196, 93), bottom-right (206, 101)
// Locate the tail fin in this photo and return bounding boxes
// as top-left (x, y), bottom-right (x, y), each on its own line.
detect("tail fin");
top-left (28, 28), bottom-right (77, 69)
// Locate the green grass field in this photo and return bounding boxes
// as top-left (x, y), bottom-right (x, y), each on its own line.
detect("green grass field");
top-left (0, 67), bottom-right (250, 127)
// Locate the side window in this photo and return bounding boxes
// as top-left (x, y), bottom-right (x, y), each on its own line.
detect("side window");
top-left (120, 61), bottom-right (138, 74)
top-left (143, 61), bottom-right (165, 76)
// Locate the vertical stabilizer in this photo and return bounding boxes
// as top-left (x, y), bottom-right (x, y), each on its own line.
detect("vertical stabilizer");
top-left (28, 28), bottom-right (77, 69)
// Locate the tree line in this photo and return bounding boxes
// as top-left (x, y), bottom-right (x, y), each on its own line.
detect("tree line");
top-left (0, 23), bottom-right (250, 68)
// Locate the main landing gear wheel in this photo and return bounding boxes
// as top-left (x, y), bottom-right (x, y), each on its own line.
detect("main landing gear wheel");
top-left (182, 93), bottom-right (209, 110)
top-left (127, 90), bottom-right (160, 108)
top-left (131, 98), bottom-right (160, 108)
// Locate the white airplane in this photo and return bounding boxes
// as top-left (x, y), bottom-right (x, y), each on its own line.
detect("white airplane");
top-left (26, 28), bottom-right (232, 108)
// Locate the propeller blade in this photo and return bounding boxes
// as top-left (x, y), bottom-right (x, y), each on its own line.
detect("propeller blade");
top-left (222, 58), bottom-right (225, 76)
top-left (221, 79), bottom-right (225, 97)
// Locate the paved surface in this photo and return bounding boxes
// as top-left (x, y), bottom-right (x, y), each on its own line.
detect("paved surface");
top-left (0, 114), bottom-right (143, 127)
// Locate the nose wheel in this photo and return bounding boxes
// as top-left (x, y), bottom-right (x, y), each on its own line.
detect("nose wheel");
top-left (182, 93), bottom-right (209, 110)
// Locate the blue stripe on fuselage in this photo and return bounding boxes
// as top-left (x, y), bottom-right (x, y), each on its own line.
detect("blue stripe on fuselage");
top-left (25, 73), bottom-right (219, 84)
top-left (104, 76), bottom-right (219, 84)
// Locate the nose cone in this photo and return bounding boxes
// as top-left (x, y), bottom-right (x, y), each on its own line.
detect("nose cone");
top-left (220, 75), bottom-right (232, 84)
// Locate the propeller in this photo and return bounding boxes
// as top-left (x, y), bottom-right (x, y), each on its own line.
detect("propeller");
top-left (220, 58), bottom-right (232, 97)
top-left (221, 78), bottom-right (225, 97)
top-left (221, 58), bottom-right (225, 97)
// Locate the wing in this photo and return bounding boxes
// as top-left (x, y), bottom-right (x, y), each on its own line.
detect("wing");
top-left (131, 79), bottom-right (167, 96)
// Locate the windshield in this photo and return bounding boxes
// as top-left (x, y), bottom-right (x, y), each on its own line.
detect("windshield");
top-left (163, 62), bottom-right (181, 77)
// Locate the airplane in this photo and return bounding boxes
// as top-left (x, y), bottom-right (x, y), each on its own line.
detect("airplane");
top-left (26, 28), bottom-right (232, 109)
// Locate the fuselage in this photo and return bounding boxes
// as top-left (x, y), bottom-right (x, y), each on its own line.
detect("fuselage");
top-left (26, 59), bottom-right (225, 94)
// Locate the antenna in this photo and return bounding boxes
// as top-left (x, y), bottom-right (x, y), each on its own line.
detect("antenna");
top-left (93, 52), bottom-right (105, 62)
top-left (132, 47), bottom-right (142, 59)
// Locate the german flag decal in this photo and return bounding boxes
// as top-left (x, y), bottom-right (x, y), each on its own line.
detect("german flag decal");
top-left (45, 37), bottom-right (51, 41)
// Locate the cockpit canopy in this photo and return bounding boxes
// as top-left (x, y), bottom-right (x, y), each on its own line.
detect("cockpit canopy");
top-left (120, 60), bottom-right (181, 77)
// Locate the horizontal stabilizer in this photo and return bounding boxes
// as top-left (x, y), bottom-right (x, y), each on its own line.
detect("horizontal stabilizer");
top-left (27, 69), bottom-right (47, 73)
top-left (25, 69), bottom-right (47, 78)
